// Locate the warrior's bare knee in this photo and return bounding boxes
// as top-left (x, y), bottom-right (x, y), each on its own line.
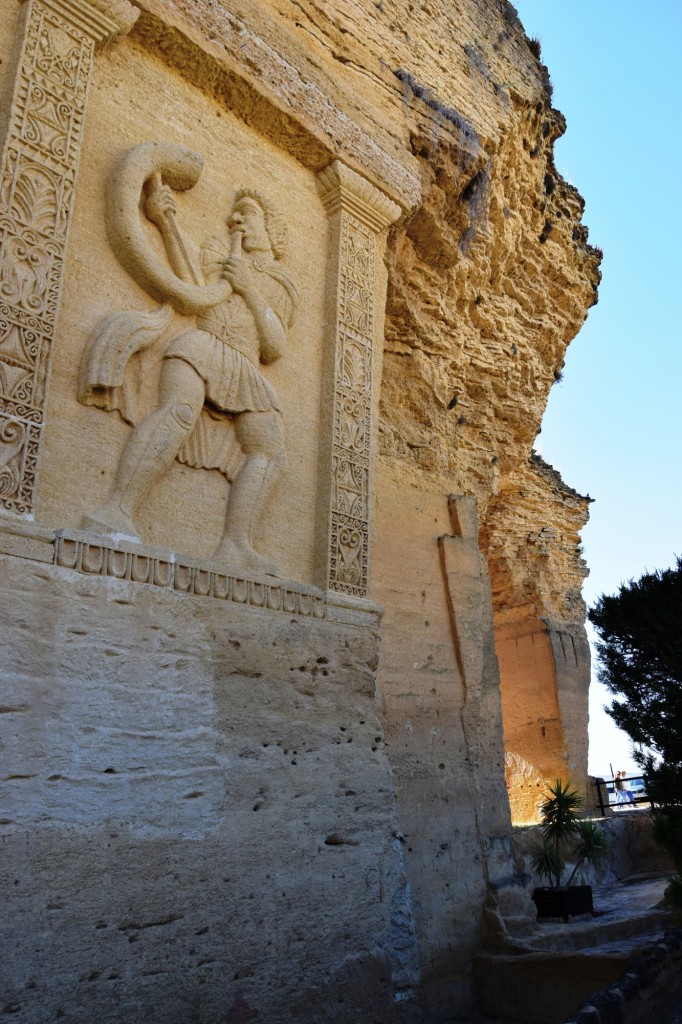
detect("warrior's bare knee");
top-left (170, 402), bottom-right (196, 429)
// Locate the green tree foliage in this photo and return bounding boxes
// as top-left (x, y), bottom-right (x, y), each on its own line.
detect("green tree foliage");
top-left (589, 557), bottom-right (682, 896)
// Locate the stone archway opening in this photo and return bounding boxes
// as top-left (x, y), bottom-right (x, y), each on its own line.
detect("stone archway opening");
top-left (481, 456), bottom-right (593, 825)
top-left (495, 605), bottom-right (568, 823)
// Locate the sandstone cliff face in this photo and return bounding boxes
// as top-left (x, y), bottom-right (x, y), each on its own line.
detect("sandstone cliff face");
top-left (361, 2), bottom-right (601, 818)
top-left (167, 0), bottom-right (602, 805)
top-left (125, 0), bottom-right (601, 517)
top-left (217, 0), bottom-right (602, 988)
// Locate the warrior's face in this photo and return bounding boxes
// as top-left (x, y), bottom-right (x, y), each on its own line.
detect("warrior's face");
top-left (228, 198), bottom-right (272, 255)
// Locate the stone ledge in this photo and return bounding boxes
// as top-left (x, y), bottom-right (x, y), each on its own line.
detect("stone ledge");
top-left (0, 518), bottom-right (55, 564)
top-left (0, 520), bottom-right (382, 626)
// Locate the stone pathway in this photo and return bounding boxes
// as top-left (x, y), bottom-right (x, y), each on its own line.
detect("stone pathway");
top-left (472, 874), bottom-right (674, 1024)
top-left (440, 877), bottom-right (674, 1024)
top-left (593, 874), bottom-right (668, 915)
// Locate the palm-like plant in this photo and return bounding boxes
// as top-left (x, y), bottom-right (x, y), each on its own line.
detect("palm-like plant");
top-left (530, 779), bottom-right (608, 889)
top-left (564, 819), bottom-right (610, 887)
top-left (529, 837), bottom-right (564, 889)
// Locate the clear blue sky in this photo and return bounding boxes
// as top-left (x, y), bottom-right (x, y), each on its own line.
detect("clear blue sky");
top-left (513, 1), bottom-right (682, 778)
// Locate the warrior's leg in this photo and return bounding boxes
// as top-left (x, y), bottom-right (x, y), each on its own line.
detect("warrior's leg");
top-left (213, 409), bottom-right (285, 575)
top-left (83, 358), bottom-right (205, 538)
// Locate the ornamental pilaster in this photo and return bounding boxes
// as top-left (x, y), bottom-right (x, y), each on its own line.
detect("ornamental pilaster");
top-left (0, 0), bottom-right (138, 514)
top-left (316, 160), bottom-right (401, 597)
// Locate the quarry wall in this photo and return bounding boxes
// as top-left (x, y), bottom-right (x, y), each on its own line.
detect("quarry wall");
top-left (0, 0), bottom-right (600, 1020)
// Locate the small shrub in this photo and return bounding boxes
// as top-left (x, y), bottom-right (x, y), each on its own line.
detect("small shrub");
top-left (528, 37), bottom-right (542, 60)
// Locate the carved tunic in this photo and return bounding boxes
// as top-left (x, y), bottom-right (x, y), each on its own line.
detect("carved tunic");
top-left (79, 227), bottom-right (298, 480)
top-left (164, 240), bottom-right (297, 415)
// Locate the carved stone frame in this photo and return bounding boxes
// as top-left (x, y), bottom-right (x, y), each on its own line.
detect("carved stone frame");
top-left (0, 6), bottom-right (402, 605)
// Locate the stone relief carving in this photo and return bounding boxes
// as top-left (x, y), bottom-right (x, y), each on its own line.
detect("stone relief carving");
top-left (316, 161), bottom-right (401, 597)
top-left (0, 0), bottom-right (138, 516)
top-left (330, 215), bottom-right (375, 593)
top-left (0, 0), bottom-right (398, 598)
top-left (79, 141), bottom-right (299, 577)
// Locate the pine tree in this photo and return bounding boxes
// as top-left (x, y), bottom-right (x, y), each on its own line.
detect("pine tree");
top-left (589, 557), bottom-right (682, 899)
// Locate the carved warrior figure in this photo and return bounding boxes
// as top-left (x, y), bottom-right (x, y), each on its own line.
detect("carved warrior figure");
top-left (79, 142), bottom-right (298, 576)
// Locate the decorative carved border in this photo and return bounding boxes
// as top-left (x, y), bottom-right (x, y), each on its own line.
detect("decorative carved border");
top-left (0, 0), bottom-right (137, 516)
top-left (0, 519), bottom-right (384, 623)
top-left (55, 531), bottom-right (329, 616)
top-left (317, 161), bottom-right (401, 597)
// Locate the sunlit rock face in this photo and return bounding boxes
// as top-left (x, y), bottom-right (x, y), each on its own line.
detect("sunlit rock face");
top-left (365, 1), bottom-right (600, 828)
top-left (0, 1), bottom-right (599, 1020)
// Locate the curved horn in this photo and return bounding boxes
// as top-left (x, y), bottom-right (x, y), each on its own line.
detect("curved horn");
top-left (105, 141), bottom-right (231, 316)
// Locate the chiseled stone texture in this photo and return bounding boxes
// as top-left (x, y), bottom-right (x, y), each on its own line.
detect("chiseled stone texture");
top-left (372, 476), bottom-right (524, 1017)
top-left (0, 554), bottom-right (418, 1023)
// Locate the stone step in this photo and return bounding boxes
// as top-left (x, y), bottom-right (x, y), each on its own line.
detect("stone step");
top-left (473, 879), bottom-right (675, 1022)
top-left (522, 907), bottom-right (671, 952)
top-left (473, 936), bottom-right (657, 1023)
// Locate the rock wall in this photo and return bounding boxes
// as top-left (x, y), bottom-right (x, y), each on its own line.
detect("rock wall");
top-left (1, 547), bottom-right (419, 1023)
top-left (485, 456), bottom-right (593, 809)
top-left (367, 1), bottom-right (600, 820)
top-left (0, 0), bottom-right (600, 1019)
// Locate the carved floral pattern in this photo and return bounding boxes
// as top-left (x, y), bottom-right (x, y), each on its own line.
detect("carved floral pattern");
top-left (0, 0), bottom-right (125, 514)
top-left (0, 418), bottom-right (26, 496)
top-left (334, 456), bottom-right (366, 518)
top-left (0, 413), bottom-right (40, 514)
top-left (0, 301), bottom-right (50, 424)
top-left (23, 84), bottom-right (74, 161)
top-left (332, 518), bottom-right (364, 588)
top-left (325, 213), bottom-right (376, 595)
top-left (340, 222), bottom-right (373, 338)
top-left (317, 163), bottom-right (399, 598)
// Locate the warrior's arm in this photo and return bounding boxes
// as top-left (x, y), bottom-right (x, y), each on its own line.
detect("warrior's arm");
top-left (143, 177), bottom-right (201, 286)
top-left (222, 257), bottom-right (287, 363)
top-left (247, 292), bottom-right (287, 364)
